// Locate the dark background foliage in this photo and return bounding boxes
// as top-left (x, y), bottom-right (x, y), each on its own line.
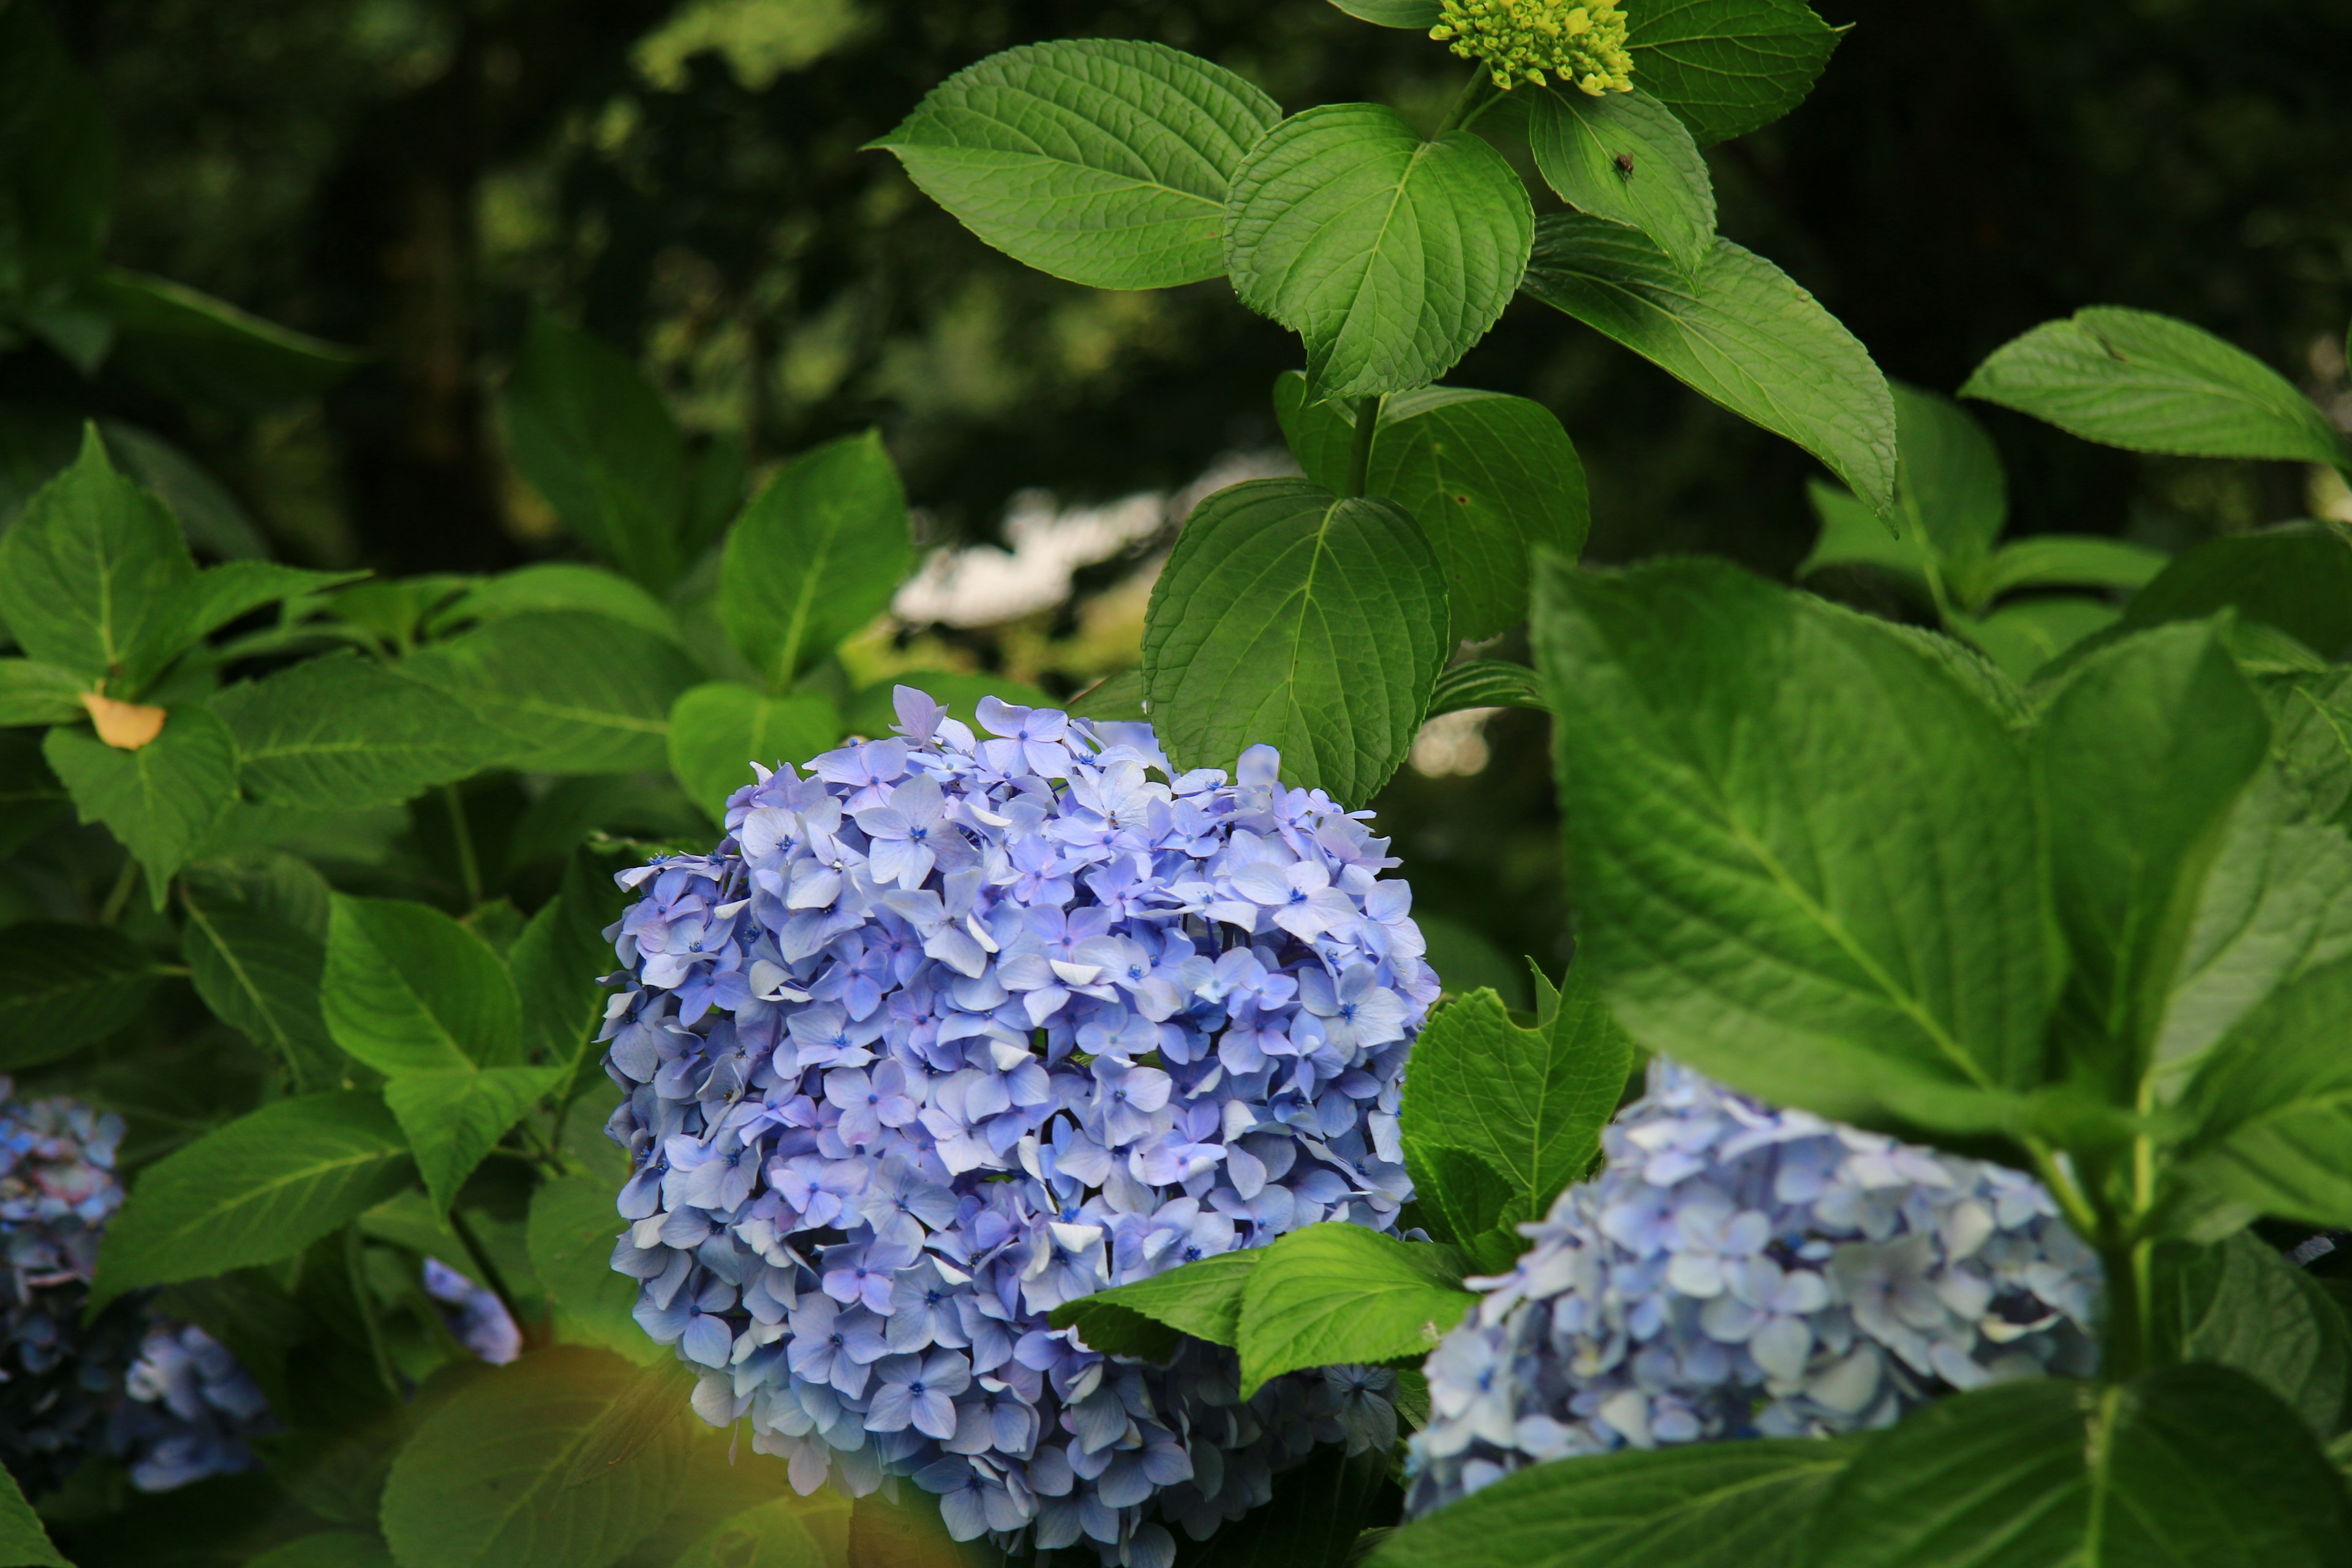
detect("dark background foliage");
top-left (23, 0), bottom-right (2352, 974)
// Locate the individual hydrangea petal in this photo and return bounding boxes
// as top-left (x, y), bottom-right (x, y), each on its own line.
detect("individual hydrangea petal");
top-left (601, 694), bottom-right (1438, 1562)
top-left (1404, 1061), bottom-right (2103, 1516)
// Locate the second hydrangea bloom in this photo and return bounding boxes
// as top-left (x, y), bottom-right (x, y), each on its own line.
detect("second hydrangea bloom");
top-left (1407, 1061), bottom-right (2102, 1515)
top-left (602, 694), bottom-right (1437, 1566)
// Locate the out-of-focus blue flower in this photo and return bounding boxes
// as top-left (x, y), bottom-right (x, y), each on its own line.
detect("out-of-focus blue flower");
top-left (423, 1257), bottom-right (522, 1365)
top-left (2, 1078), bottom-right (273, 1494)
top-left (1406, 1061), bottom-right (2101, 1516)
top-left (601, 691), bottom-right (1436, 1564)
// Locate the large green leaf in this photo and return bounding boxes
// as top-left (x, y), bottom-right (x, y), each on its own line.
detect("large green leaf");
top-left (1225, 104), bottom-right (1533, 401)
top-left (398, 612), bottom-right (701, 775)
top-left (717, 432), bottom-right (911, 692)
top-left (1401, 976), bottom-right (1632, 1235)
top-left (527, 1173), bottom-right (660, 1365)
top-left (2174, 957), bottom-right (2352, 1231)
top-left (0, 921), bottom-right (158, 1070)
top-left (1801, 1369), bottom-right (2352, 1567)
top-left (1235, 1226), bottom-right (1472, 1395)
top-left (386, 1065), bottom-right (562, 1213)
top-left (162, 561), bottom-right (369, 655)
top-left (1798, 477), bottom-right (1931, 590)
top-left (1276, 376), bottom-right (1591, 640)
top-left (1142, 478), bottom-right (1448, 805)
top-left (1961, 307), bottom-right (2351, 469)
top-left (871, 39), bottom-right (1280, 290)
top-left (213, 652), bottom-right (503, 810)
top-left (0, 425), bottom-right (195, 685)
top-left (181, 888), bottom-right (339, 1090)
top-left (92, 1091), bottom-right (416, 1306)
top-left (1981, 536), bottom-right (2168, 601)
top-left (668, 1498), bottom-right (826, 1568)
top-left (1522, 216), bottom-right (1896, 519)
top-left (2120, 524), bottom-right (2352, 662)
top-left (501, 316), bottom-right (690, 590)
top-left (1325, 0), bottom-right (1441, 24)
top-left (1890, 383), bottom-right (2005, 586)
top-left (44, 703), bottom-right (239, 903)
top-left (1624, 0), bottom-right (1843, 146)
top-left (1048, 1248), bottom-right (1261, 1357)
top-left (1962, 597), bottom-right (2121, 683)
top-left (242, 1536), bottom-right (394, 1568)
top-left (2034, 623), bottom-right (2270, 1078)
top-left (510, 857), bottom-right (634, 1080)
top-left (0, 1461), bottom-right (69, 1568)
top-left (1531, 556), bottom-right (2051, 1133)
top-left (667, 682), bottom-right (841, 821)
top-left (88, 268), bottom-right (365, 417)
top-left (323, 895), bottom-right (521, 1075)
top-left (2268, 668), bottom-right (2352, 831)
top-left (1528, 87), bottom-right (1715, 281)
top-left (1370, 1438), bottom-right (1856, 1568)
top-left (2152, 1232), bottom-right (2350, 1436)
top-left (428, 565), bottom-right (682, 646)
top-left (1427, 660), bottom-right (1548, 717)
top-left (379, 1347), bottom-right (688, 1568)
top-left (0, 657), bottom-right (89, 726)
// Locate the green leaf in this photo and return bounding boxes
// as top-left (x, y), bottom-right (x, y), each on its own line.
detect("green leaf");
top-left (164, 562), bottom-right (371, 651)
top-left (1326, 0), bottom-right (1441, 26)
top-left (1184, 1442), bottom-right (1391, 1568)
top-left (2120, 523), bottom-right (2352, 662)
top-left (2174, 957), bottom-right (2352, 1231)
top-left (1528, 87), bottom-right (1715, 281)
top-left (2153, 1231), bottom-right (2350, 1437)
top-left (1400, 977), bottom-right (1634, 1231)
top-left (181, 888), bottom-right (338, 1090)
top-left (399, 611), bottom-right (702, 775)
top-left (44, 703), bottom-right (238, 903)
top-left (1522, 216), bottom-right (1896, 519)
top-left (1368, 1438), bottom-right (1856, 1568)
top-left (668, 1498), bottom-right (824, 1568)
top-left (0, 734), bottom-right (67, 858)
top-left (1403, 1143), bottom-right (1521, 1272)
top-left (1801, 1368), bottom-right (2352, 1567)
top-left (1890, 382), bottom-right (2006, 587)
top-left (323, 895), bottom-right (522, 1075)
top-left (0, 658), bottom-right (86, 726)
top-left (0, 1461), bottom-right (70, 1568)
top-left (1959, 597), bottom-right (2120, 682)
top-left (510, 858), bottom-right (633, 1080)
top-left (428, 565), bottom-right (682, 645)
top-left (1048, 1248), bottom-right (1261, 1351)
top-left (0, 921), bottom-right (158, 1069)
top-left (1624, 0), bottom-right (1843, 146)
top-left (1531, 556), bottom-right (2051, 1133)
top-left (2034, 622), bottom-right (2270, 1078)
top-left (1981, 536), bottom-right (2168, 600)
top-left (1068, 669), bottom-right (1147, 722)
top-left (87, 268), bottom-right (364, 417)
top-left (0, 425), bottom-right (195, 685)
top-left (386, 1065), bottom-right (562, 1213)
top-left (1235, 1226), bottom-right (1472, 1396)
top-left (213, 652), bottom-right (503, 810)
top-left (379, 1346), bottom-right (688, 1568)
top-left (718, 432), bottom-right (912, 691)
top-left (94, 418), bottom-right (270, 561)
top-left (871, 39), bottom-right (1280, 290)
top-left (667, 683), bottom-right (841, 821)
top-left (1142, 478), bottom-right (1449, 805)
top-left (1428, 660), bottom-right (1548, 717)
top-left (92, 1091), bottom-right (415, 1307)
top-left (2267, 668), bottom-right (2352, 831)
top-left (527, 1173), bottom-right (661, 1365)
top-left (242, 1535), bottom-right (394, 1568)
top-left (1798, 477), bottom-right (1930, 589)
top-left (1225, 104), bottom-right (1533, 401)
top-left (1961, 307), bottom-right (2351, 469)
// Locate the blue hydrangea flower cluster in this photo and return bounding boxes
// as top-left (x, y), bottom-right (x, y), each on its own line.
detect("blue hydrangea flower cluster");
top-left (423, 1257), bottom-right (522, 1365)
top-left (600, 692), bottom-right (1437, 1566)
top-left (2, 1079), bottom-right (273, 1494)
top-left (1406, 1061), bottom-right (2101, 1515)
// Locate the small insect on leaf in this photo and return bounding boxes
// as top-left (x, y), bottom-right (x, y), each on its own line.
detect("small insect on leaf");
top-left (1613, 152), bottom-right (1636, 179)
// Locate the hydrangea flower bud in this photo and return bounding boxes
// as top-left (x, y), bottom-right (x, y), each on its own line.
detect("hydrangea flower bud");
top-left (601, 693), bottom-right (1436, 1564)
top-left (1406, 1061), bottom-right (2101, 1515)
top-left (2, 1079), bottom-right (274, 1494)
top-left (1429, 0), bottom-right (1635, 96)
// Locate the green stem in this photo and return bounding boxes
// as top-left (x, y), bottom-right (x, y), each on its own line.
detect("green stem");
top-left (1434, 69), bottom-right (1499, 137)
top-left (99, 859), bottom-right (141, 925)
top-left (448, 1205), bottom-right (540, 1349)
top-left (2097, 1238), bottom-right (2151, 1385)
top-left (1344, 396), bottom-right (1383, 497)
top-left (443, 785), bottom-right (484, 908)
top-left (344, 1223), bottom-right (405, 1403)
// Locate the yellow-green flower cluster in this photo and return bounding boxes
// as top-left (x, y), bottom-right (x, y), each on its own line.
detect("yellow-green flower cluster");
top-left (1430, 0), bottom-right (1635, 96)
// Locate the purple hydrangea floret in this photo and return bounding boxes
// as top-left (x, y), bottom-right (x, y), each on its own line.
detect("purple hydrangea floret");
top-left (1406, 1061), bottom-right (2103, 1516)
top-left (115, 1322), bottom-right (273, 1491)
top-left (423, 1257), bottom-right (522, 1365)
top-left (600, 691), bottom-right (1437, 1566)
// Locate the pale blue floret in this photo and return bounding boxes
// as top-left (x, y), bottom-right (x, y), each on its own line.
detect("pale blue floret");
top-left (1404, 1061), bottom-right (2103, 1517)
top-left (601, 690), bottom-right (1438, 1565)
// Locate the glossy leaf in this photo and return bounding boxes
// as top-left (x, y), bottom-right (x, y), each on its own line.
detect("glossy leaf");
top-left (667, 682), bottom-right (840, 821)
top-left (1370, 1438), bottom-right (1855, 1568)
top-left (1531, 556), bottom-right (2051, 1133)
top-left (1523, 216), bottom-right (1896, 519)
top-left (1624, 0), bottom-right (1843, 146)
top-left (1528, 87), bottom-right (1715, 280)
top-left (0, 425), bottom-right (195, 685)
top-left (213, 652), bottom-right (503, 810)
top-left (1048, 1248), bottom-right (1260, 1352)
top-left (1226, 104), bottom-right (1533, 401)
top-left (2152, 1231), bottom-right (2350, 1436)
top-left (718, 432), bottom-right (911, 691)
top-left (1235, 1226), bottom-right (1472, 1395)
top-left (2174, 957), bottom-right (2352, 1230)
top-left (0, 921), bottom-right (157, 1070)
top-left (92, 1091), bottom-right (415, 1306)
top-left (44, 703), bottom-right (238, 903)
top-left (1142, 478), bottom-right (1448, 805)
top-left (323, 895), bottom-right (522, 1075)
top-left (1428, 660), bottom-right (1548, 717)
top-left (398, 611), bottom-right (701, 775)
top-left (1961, 307), bottom-right (2351, 469)
top-left (872, 39), bottom-right (1280, 290)
top-left (2120, 523), bottom-right (2352, 661)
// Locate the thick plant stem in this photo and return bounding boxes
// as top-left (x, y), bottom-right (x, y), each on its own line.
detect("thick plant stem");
top-left (1344, 396), bottom-right (1382, 497)
top-left (1434, 69), bottom-right (1499, 137)
top-left (2097, 1237), bottom-right (2152, 1385)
